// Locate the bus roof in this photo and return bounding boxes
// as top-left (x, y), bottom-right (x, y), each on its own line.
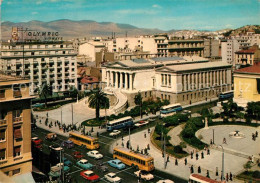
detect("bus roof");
top-left (220, 90), bottom-right (233, 94)
top-left (69, 132), bottom-right (98, 140)
top-left (114, 147), bottom-right (154, 161)
top-left (108, 116), bottom-right (133, 125)
top-left (189, 174), bottom-right (222, 183)
top-left (161, 103), bottom-right (181, 110)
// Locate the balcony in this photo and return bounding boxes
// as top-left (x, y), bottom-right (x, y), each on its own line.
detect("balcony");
top-left (65, 60), bottom-right (69, 64)
top-left (57, 60), bottom-right (62, 63)
top-left (42, 67), bottom-right (48, 71)
top-left (13, 117), bottom-right (23, 123)
top-left (0, 119), bottom-right (7, 126)
top-left (33, 61), bottom-right (38, 65)
top-left (49, 60), bottom-right (54, 64)
top-left (49, 67), bottom-right (54, 71)
top-left (24, 68), bottom-right (30, 71)
top-left (13, 90), bottom-right (22, 98)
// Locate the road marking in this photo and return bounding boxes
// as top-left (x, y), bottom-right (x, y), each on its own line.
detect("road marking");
top-left (99, 134), bottom-right (115, 140)
top-left (115, 166), bottom-right (133, 174)
top-left (66, 169), bottom-right (82, 175)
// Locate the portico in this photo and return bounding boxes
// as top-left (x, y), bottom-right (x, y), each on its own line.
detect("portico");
top-left (105, 70), bottom-right (134, 91)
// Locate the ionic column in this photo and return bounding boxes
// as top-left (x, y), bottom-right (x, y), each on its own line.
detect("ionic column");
top-left (184, 74), bottom-right (187, 91)
top-left (191, 73), bottom-right (194, 90)
top-left (106, 71), bottom-right (109, 87)
top-left (120, 72), bottom-right (123, 88)
top-left (111, 72), bottom-right (114, 88)
top-left (187, 74), bottom-right (191, 90)
top-left (115, 72), bottom-right (118, 88)
top-left (129, 74), bottom-right (133, 90)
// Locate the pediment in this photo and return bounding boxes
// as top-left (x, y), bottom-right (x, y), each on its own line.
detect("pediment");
top-left (156, 67), bottom-right (174, 72)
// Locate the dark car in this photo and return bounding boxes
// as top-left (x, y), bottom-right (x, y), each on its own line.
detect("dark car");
top-left (72, 151), bottom-right (83, 160)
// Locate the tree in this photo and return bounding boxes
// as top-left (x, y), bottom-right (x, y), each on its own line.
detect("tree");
top-left (88, 88), bottom-right (109, 120)
top-left (200, 108), bottom-right (213, 124)
top-left (134, 92), bottom-right (143, 118)
top-left (236, 112), bottom-right (244, 122)
top-left (244, 161), bottom-right (252, 172)
top-left (37, 84), bottom-right (52, 108)
top-left (69, 86), bottom-right (79, 100)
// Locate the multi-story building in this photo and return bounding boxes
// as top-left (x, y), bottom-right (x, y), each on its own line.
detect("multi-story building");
top-left (78, 41), bottom-right (106, 62)
top-left (233, 63), bottom-right (260, 106)
top-left (167, 39), bottom-right (204, 57)
top-left (0, 75), bottom-right (34, 179)
top-left (0, 41), bottom-right (78, 95)
top-left (204, 39), bottom-right (220, 58)
top-left (235, 45), bottom-right (260, 66)
top-left (102, 56), bottom-right (232, 106)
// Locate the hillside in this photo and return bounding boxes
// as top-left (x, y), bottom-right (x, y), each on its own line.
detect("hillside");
top-left (0, 19), bottom-right (168, 41)
top-left (223, 25), bottom-right (260, 37)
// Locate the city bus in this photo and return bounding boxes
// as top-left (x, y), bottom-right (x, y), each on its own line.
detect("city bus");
top-left (69, 132), bottom-right (99, 150)
top-left (189, 174), bottom-right (223, 183)
top-left (113, 147), bottom-right (154, 172)
top-left (106, 116), bottom-right (134, 131)
top-left (219, 91), bottom-right (233, 100)
top-left (160, 103), bottom-right (183, 118)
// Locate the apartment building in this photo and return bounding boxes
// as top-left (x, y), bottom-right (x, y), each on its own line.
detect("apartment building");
top-left (0, 41), bottom-right (78, 95)
top-left (0, 75), bottom-right (33, 179)
top-left (235, 45), bottom-right (260, 66)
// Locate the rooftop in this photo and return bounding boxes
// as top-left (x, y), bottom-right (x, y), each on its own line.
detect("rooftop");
top-left (234, 64), bottom-right (260, 74)
top-left (235, 49), bottom-right (256, 54)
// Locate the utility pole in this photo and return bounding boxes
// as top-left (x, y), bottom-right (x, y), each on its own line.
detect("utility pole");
top-left (164, 135), bottom-right (166, 169)
top-left (61, 107), bottom-right (62, 126)
top-left (219, 145), bottom-right (224, 181)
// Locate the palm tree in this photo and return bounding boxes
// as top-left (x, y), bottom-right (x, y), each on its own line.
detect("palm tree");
top-left (88, 88), bottom-right (109, 120)
top-left (37, 84), bottom-right (52, 108)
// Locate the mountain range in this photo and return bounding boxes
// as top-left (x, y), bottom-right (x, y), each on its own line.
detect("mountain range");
top-left (1, 19), bottom-right (172, 41)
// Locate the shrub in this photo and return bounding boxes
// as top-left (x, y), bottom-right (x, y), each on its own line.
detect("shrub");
top-left (252, 171), bottom-right (260, 179)
top-left (214, 113), bottom-right (220, 118)
top-left (173, 145), bottom-right (183, 153)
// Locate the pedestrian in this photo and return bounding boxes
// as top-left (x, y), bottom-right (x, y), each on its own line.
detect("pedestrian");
top-left (226, 173), bottom-right (229, 182)
top-left (147, 144), bottom-right (150, 150)
top-left (191, 151), bottom-right (193, 159)
top-left (190, 165), bottom-right (194, 173)
top-left (256, 131), bottom-right (258, 138)
top-left (210, 139), bottom-right (213, 145)
top-left (148, 128), bottom-right (150, 133)
top-left (196, 152), bottom-right (199, 160)
top-left (229, 172), bottom-right (233, 181)
top-left (201, 151), bottom-right (204, 159)
top-left (144, 133), bottom-right (146, 138)
top-left (223, 137), bottom-right (227, 144)
top-left (206, 170), bottom-right (210, 178)
top-left (162, 152), bottom-right (164, 158)
top-left (184, 158), bottom-right (187, 165)
top-left (97, 132), bottom-right (99, 137)
top-left (207, 148), bottom-right (210, 155)
top-left (122, 136), bottom-right (124, 141)
top-left (198, 166), bottom-right (201, 173)
top-left (175, 158), bottom-right (178, 166)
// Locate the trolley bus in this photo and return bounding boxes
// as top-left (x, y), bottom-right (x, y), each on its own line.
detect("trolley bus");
top-left (160, 103), bottom-right (183, 118)
top-left (219, 91), bottom-right (233, 100)
top-left (113, 147), bottom-right (154, 172)
top-left (189, 174), bottom-right (223, 183)
top-left (69, 132), bottom-right (99, 150)
top-left (106, 116), bottom-right (134, 131)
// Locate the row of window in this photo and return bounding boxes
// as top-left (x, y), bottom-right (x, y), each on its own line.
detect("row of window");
top-left (69, 135), bottom-right (93, 145)
top-left (4, 168), bottom-right (21, 176)
top-left (0, 145), bottom-right (22, 160)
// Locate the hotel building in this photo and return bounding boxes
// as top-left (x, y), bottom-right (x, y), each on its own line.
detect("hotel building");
top-left (0, 75), bottom-right (33, 178)
top-left (0, 41), bottom-right (78, 95)
top-left (102, 56), bottom-right (232, 106)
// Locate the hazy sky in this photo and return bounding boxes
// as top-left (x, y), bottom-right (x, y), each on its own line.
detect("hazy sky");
top-left (1, 0), bottom-right (259, 30)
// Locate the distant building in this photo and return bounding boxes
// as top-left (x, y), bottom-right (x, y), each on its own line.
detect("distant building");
top-left (234, 63), bottom-right (260, 106)
top-left (78, 41), bottom-right (106, 62)
top-left (204, 39), bottom-right (220, 58)
top-left (0, 75), bottom-right (34, 180)
top-left (102, 56), bottom-right (232, 106)
top-left (0, 41), bottom-right (78, 95)
top-left (235, 45), bottom-right (260, 66)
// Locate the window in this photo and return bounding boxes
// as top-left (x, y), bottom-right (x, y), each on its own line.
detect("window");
top-left (14, 146), bottom-right (21, 157)
top-left (41, 58), bottom-right (45, 61)
top-left (31, 52), bottom-right (34, 56)
top-left (12, 169), bottom-right (20, 175)
top-left (63, 51), bottom-right (66, 54)
top-left (0, 90), bottom-right (5, 99)
top-left (0, 129), bottom-right (6, 141)
top-left (13, 87), bottom-right (22, 98)
top-left (14, 127), bottom-right (22, 140)
top-left (0, 149), bottom-right (6, 160)
top-left (60, 45), bottom-right (63, 48)
top-left (145, 92), bottom-right (147, 98)
top-left (13, 110), bottom-right (22, 122)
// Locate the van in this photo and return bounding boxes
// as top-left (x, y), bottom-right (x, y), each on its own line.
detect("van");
top-left (45, 133), bottom-right (57, 141)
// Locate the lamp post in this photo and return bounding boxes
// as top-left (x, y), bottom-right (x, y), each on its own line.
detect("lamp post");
top-left (219, 145), bottom-right (224, 181)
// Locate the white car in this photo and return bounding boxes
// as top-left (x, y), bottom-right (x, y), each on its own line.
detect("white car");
top-left (157, 179), bottom-right (174, 183)
top-left (87, 150), bottom-right (103, 159)
top-left (109, 130), bottom-right (121, 136)
top-left (49, 145), bottom-right (63, 151)
top-left (134, 120), bottom-right (149, 127)
top-left (104, 172), bottom-right (121, 183)
top-left (134, 170), bottom-right (154, 180)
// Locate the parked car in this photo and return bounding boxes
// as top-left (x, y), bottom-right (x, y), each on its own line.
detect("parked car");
top-left (76, 159), bottom-right (93, 170)
top-left (31, 137), bottom-right (42, 149)
top-left (104, 172), bottom-right (121, 183)
top-left (109, 130), bottom-right (121, 137)
top-left (95, 161), bottom-right (108, 173)
top-left (107, 159), bottom-right (126, 170)
top-left (45, 133), bottom-right (57, 141)
top-left (80, 170), bottom-right (99, 182)
top-left (157, 179), bottom-right (174, 183)
top-left (63, 157), bottom-right (72, 167)
top-left (134, 120), bottom-right (149, 127)
top-left (55, 163), bottom-right (70, 173)
top-left (134, 170), bottom-right (154, 181)
top-left (49, 145), bottom-right (63, 151)
top-left (72, 151), bottom-right (83, 160)
top-left (61, 140), bottom-right (74, 149)
top-left (48, 166), bottom-right (61, 178)
top-left (87, 150), bottom-right (103, 160)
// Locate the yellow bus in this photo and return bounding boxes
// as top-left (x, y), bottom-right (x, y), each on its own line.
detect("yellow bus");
top-left (113, 147), bottom-right (154, 171)
top-left (69, 132), bottom-right (99, 150)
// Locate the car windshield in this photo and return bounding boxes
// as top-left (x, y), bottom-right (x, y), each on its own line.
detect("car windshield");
top-left (117, 162), bottom-right (122, 164)
top-left (111, 174), bottom-right (116, 178)
top-left (88, 173), bottom-right (94, 176)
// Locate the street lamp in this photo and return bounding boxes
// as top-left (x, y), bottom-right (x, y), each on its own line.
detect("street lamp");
top-left (219, 145), bottom-right (224, 181)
